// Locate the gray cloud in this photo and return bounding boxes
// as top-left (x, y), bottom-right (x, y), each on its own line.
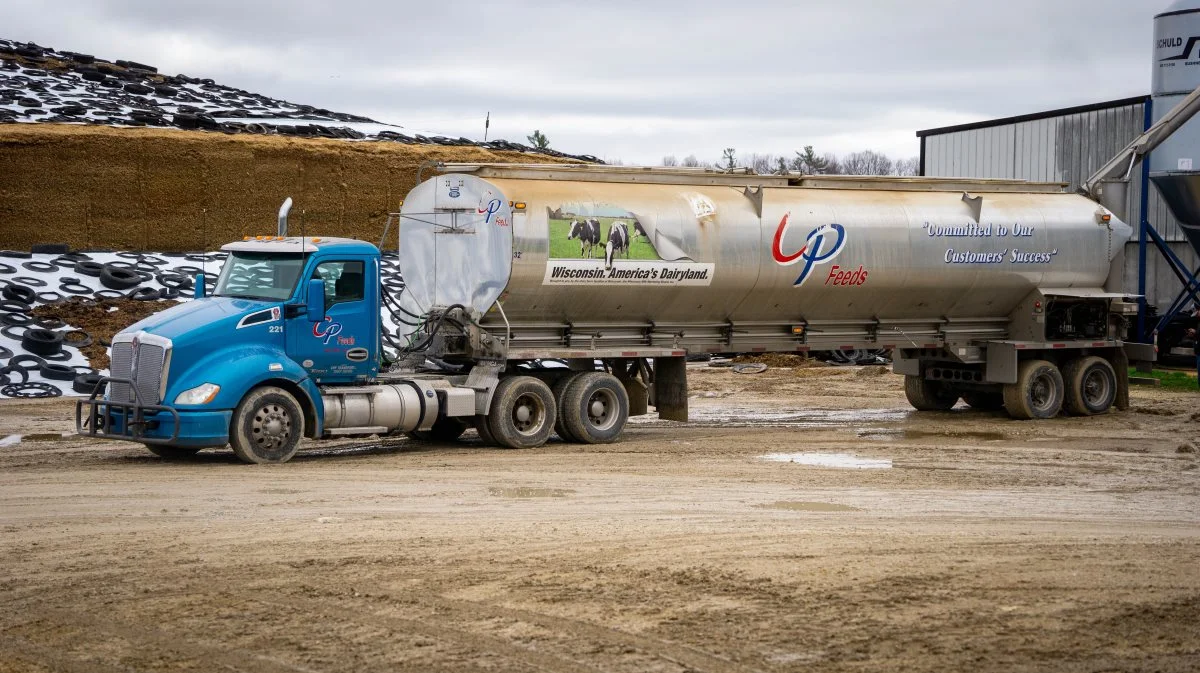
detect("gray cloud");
top-left (3, 0), bottom-right (1158, 163)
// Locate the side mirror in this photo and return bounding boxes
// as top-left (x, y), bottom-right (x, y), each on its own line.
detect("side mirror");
top-left (305, 279), bottom-right (325, 322)
top-left (194, 274), bottom-right (206, 299)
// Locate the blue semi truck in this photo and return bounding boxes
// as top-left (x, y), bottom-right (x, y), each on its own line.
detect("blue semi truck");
top-left (78, 162), bottom-right (1158, 462)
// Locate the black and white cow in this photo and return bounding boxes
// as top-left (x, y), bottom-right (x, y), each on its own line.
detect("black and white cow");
top-left (567, 218), bottom-right (601, 258)
top-left (631, 220), bottom-right (647, 243)
top-left (605, 220), bottom-right (630, 269)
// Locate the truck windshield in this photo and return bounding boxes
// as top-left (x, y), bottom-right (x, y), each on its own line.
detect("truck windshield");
top-left (213, 252), bottom-right (307, 301)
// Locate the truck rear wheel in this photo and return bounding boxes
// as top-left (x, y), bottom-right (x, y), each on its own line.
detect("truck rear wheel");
top-left (229, 386), bottom-right (305, 464)
top-left (904, 376), bottom-right (959, 411)
top-left (1003, 360), bottom-right (1064, 420)
top-left (1062, 356), bottom-right (1117, 416)
top-left (485, 376), bottom-right (556, 449)
top-left (552, 373), bottom-right (583, 442)
top-left (562, 372), bottom-right (629, 444)
top-left (474, 415), bottom-right (496, 445)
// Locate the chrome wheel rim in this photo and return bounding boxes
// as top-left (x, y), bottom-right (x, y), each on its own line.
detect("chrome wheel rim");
top-left (1030, 372), bottom-right (1056, 412)
top-left (1082, 368), bottom-right (1111, 407)
top-left (251, 403), bottom-right (292, 452)
top-left (587, 388), bottom-right (619, 431)
top-left (511, 393), bottom-right (546, 435)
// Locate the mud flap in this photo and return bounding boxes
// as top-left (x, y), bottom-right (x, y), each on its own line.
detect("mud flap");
top-left (652, 356), bottom-right (688, 422)
top-left (1112, 347), bottom-right (1130, 411)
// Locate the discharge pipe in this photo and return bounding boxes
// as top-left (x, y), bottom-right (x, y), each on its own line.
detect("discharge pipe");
top-left (277, 197), bottom-right (294, 237)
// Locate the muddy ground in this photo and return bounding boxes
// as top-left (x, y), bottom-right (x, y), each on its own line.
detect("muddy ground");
top-left (1, 365), bottom-right (1198, 672)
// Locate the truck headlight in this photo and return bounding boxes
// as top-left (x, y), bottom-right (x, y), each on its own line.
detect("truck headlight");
top-left (174, 383), bottom-right (221, 405)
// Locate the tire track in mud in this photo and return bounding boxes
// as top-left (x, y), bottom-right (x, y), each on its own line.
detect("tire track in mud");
top-left (258, 585), bottom-right (762, 673)
top-left (5, 608), bottom-right (321, 673)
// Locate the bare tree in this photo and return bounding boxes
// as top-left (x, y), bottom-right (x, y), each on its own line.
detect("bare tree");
top-left (841, 150), bottom-right (894, 176)
top-left (822, 153), bottom-right (842, 175)
top-left (681, 154), bottom-right (701, 168)
top-left (744, 153), bottom-right (777, 174)
top-left (661, 155), bottom-right (679, 167)
top-left (894, 157), bottom-right (920, 176)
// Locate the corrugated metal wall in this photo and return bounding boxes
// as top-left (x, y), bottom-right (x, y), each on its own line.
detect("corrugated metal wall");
top-left (923, 99), bottom-right (1195, 310)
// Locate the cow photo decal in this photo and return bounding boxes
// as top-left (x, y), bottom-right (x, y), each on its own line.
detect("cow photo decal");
top-left (544, 202), bottom-right (714, 286)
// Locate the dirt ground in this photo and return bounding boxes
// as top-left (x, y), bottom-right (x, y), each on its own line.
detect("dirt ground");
top-left (1, 365), bottom-right (1198, 672)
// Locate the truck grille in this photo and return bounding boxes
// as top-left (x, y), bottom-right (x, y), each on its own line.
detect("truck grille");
top-left (108, 333), bottom-right (171, 404)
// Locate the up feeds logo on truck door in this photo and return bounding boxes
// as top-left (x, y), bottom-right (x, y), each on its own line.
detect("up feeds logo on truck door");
top-left (772, 214), bottom-right (864, 287)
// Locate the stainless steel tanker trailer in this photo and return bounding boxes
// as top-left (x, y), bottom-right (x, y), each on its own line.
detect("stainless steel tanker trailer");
top-left (392, 162), bottom-right (1151, 434)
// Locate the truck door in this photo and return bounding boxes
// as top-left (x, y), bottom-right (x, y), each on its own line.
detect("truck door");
top-left (287, 258), bottom-right (378, 384)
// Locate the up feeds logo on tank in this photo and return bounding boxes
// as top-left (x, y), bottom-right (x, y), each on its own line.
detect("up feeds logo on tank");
top-left (771, 213), bottom-right (867, 287)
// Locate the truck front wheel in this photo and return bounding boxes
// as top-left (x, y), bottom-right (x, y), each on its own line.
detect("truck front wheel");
top-left (229, 386), bottom-right (305, 464)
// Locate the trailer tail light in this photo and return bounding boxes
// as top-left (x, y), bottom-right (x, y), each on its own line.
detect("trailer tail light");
top-left (791, 326), bottom-right (805, 335)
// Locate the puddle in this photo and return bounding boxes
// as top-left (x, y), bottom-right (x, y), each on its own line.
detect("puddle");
top-left (631, 406), bottom-right (908, 429)
top-left (758, 453), bottom-right (892, 469)
top-left (757, 501), bottom-right (862, 512)
top-left (0, 435), bottom-right (21, 447)
top-left (488, 487), bottom-right (575, 499)
top-left (858, 429), bottom-right (1007, 442)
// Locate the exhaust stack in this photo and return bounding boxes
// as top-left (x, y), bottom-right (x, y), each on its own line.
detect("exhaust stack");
top-left (277, 197), bottom-right (293, 237)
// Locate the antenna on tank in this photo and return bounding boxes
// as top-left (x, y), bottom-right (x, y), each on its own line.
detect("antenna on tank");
top-left (484, 111), bottom-right (490, 142)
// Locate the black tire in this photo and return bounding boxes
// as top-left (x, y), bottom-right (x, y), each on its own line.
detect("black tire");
top-left (126, 287), bottom-right (161, 301)
top-left (21, 328), bottom-right (63, 356)
top-left (561, 372), bottom-right (629, 444)
top-left (74, 260), bottom-right (104, 277)
top-left (474, 415), bottom-right (496, 445)
top-left (73, 373), bottom-right (105, 395)
top-left (407, 416), bottom-right (469, 442)
top-left (2, 284), bottom-right (36, 305)
top-left (1003, 360), bottom-right (1064, 420)
top-left (1062, 356), bottom-right (1117, 416)
top-left (9, 354), bottom-right (45, 372)
top-left (99, 265), bottom-right (141, 290)
top-left (485, 376), bottom-right (556, 449)
top-left (0, 299), bottom-right (31, 313)
top-left (229, 386), bottom-right (305, 464)
top-left (551, 373), bottom-right (583, 442)
top-left (0, 365), bottom-right (28, 385)
top-left (39, 362), bottom-right (75, 381)
top-left (145, 445), bottom-right (202, 460)
top-left (961, 390), bottom-right (1005, 411)
top-left (904, 375), bottom-right (959, 411)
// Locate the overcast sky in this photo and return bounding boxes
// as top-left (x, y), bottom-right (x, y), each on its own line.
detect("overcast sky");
top-left (2, 0), bottom-right (1161, 164)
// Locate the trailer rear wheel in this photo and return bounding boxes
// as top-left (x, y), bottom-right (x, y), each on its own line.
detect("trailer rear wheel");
top-left (562, 372), bottom-right (629, 444)
top-left (485, 376), bottom-right (556, 449)
top-left (144, 445), bottom-right (201, 460)
top-left (1062, 356), bottom-right (1117, 416)
top-left (1003, 360), bottom-right (1064, 420)
top-left (229, 386), bottom-right (305, 464)
top-left (904, 376), bottom-right (959, 411)
top-left (961, 390), bottom-right (1005, 411)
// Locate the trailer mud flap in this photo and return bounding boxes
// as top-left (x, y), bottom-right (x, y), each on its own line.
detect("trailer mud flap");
top-left (1112, 347), bottom-right (1131, 411)
top-left (652, 356), bottom-right (688, 422)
